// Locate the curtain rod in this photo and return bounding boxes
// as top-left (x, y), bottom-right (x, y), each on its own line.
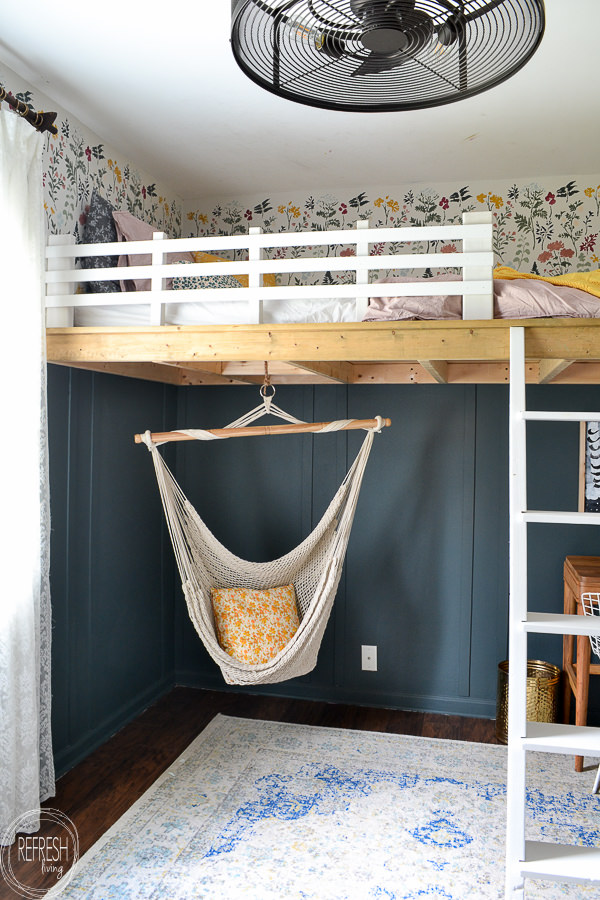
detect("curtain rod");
top-left (0, 87), bottom-right (58, 135)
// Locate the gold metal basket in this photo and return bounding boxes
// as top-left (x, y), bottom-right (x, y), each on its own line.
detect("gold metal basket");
top-left (495, 659), bottom-right (561, 744)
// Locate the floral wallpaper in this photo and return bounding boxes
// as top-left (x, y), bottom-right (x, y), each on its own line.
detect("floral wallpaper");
top-left (3, 61), bottom-right (599, 280)
top-left (0, 63), bottom-right (184, 240)
top-left (185, 178), bottom-right (600, 279)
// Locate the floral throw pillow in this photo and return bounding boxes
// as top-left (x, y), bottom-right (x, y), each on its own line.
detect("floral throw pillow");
top-left (171, 261), bottom-right (241, 291)
top-left (211, 584), bottom-right (300, 665)
top-left (81, 190), bottom-right (120, 293)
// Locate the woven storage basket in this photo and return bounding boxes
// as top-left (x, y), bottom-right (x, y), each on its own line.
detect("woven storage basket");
top-left (495, 659), bottom-right (561, 744)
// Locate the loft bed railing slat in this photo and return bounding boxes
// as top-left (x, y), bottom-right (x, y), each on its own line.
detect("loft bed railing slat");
top-left (44, 251), bottom-right (494, 281)
top-left (45, 222), bottom-right (493, 258)
top-left (45, 281), bottom-right (493, 308)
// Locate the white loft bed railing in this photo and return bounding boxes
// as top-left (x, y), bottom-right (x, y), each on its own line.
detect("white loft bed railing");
top-left (45, 211), bottom-right (493, 327)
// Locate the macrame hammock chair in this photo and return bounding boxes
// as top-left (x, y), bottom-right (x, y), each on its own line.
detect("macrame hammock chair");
top-left (137, 385), bottom-right (389, 686)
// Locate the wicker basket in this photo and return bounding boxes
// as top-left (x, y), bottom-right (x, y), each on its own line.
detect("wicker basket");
top-left (495, 659), bottom-right (561, 744)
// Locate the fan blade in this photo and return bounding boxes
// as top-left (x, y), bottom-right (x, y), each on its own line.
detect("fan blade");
top-left (317, 30), bottom-right (349, 60)
top-left (351, 49), bottom-right (406, 75)
top-left (437, 12), bottom-right (465, 47)
top-left (350, 0), bottom-right (415, 16)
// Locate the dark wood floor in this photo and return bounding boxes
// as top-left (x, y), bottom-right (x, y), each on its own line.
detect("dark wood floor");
top-left (0, 688), bottom-right (497, 899)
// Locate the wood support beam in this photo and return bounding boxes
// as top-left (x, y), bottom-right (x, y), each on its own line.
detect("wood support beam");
top-left (51, 359), bottom-right (600, 386)
top-left (285, 361), bottom-right (354, 383)
top-left (156, 361), bottom-right (257, 386)
top-left (537, 358), bottom-right (574, 384)
top-left (417, 360), bottom-right (449, 384)
top-left (546, 362), bottom-right (600, 384)
top-left (48, 361), bottom-right (189, 385)
top-left (46, 321), bottom-right (513, 364)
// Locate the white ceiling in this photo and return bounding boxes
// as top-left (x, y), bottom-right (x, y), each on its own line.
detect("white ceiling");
top-left (1, 1), bottom-right (598, 201)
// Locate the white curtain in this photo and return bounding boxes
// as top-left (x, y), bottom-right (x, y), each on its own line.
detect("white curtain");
top-left (0, 112), bottom-right (55, 844)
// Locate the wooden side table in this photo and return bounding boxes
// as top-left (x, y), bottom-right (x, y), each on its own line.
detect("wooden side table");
top-left (563, 555), bottom-right (600, 771)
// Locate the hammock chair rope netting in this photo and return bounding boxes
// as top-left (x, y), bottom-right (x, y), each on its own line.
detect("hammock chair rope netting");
top-left (141, 398), bottom-right (384, 685)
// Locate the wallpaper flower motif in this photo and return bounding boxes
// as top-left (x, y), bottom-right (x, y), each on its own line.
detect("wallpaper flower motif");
top-left (185, 178), bottom-right (600, 281)
top-left (43, 121), bottom-right (183, 239)
top-left (0, 73), bottom-right (184, 242)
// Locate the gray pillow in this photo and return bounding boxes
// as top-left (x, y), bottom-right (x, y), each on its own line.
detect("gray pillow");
top-left (82, 190), bottom-right (120, 292)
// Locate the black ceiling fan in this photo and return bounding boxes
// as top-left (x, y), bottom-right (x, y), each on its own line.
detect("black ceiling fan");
top-left (231, 0), bottom-right (545, 112)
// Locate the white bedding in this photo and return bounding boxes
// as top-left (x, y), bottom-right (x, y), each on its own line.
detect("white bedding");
top-left (73, 297), bottom-right (359, 326)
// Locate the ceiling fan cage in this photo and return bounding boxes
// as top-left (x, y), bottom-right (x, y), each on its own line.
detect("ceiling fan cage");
top-left (231, 0), bottom-right (545, 112)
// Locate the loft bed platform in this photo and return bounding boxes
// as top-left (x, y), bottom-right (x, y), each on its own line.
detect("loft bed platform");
top-left (44, 213), bottom-right (600, 386)
top-left (46, 319), bottom-right (600, 386)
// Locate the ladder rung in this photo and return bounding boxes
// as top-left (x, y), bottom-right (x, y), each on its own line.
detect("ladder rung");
top-left (521, 841), bottom-right (600, 884)
top-left (521, 722), bottom-right (600, 755)
top-left (524, 612), bottom-right (600, 635)
top-left (523, 411), bottom-right (600, 422)
top-left (523, 510), bottom-right (600, 525)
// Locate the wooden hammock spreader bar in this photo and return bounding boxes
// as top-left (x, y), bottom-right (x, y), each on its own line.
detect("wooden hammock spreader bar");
top-left (134, 417), bottom-right (391, 444)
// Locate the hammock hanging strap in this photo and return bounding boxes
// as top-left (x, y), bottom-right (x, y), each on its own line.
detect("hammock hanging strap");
top-left (141, 408), bottom-right (383, 685)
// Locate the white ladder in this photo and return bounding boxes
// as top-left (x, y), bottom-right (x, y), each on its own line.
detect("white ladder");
top-left (506, 326), bottom-right (600, 896)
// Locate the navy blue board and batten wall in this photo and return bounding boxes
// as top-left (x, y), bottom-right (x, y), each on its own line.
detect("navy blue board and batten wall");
top-left (47, 367), bottom-right (600, 774)
top-left (47, 365), bottom-right (178, 775)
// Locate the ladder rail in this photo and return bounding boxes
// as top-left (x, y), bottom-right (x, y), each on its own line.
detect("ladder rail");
top-left (506, 326), bottom-right (528, 898)
top-left (506, 325), bottom-right (600, 897)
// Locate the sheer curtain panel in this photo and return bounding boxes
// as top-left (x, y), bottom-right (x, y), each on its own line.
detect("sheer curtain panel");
top-left (0, 112), bottom-right (55, 844)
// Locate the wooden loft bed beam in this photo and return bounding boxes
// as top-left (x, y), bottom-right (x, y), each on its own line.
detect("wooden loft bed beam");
top-left (216, 360), bottom-right (350, 383)
top-left (285, 361), bottom-right (354, 383)
top-left (417, 360), bottom-right (449, 384)
top-left (47, 359), bottom-right (600, 387)
top-left (353, 362), bottom-right (514, 384)
top-left (548, 362), bottom-right (600, 384)
top-left (46, 320), bottom-right (600, 385)
top-left (48, 360), bottom-right (191, 385)
top-left (158, 361), bottom-right (313, 385)
top-left (46, 320), bottom-right (600, 364)
top-left (155, 362), bottom-right (258, 386)
top-left (537, 358), bottom-right (574, 384)
top-left (189, 361), bottom-right (350, 385)
top-left (46, 321), bottom-right (512, 364)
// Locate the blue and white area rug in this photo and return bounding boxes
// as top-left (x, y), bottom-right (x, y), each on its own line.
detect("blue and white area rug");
top-left (51, 715), bottom-right (599, 899)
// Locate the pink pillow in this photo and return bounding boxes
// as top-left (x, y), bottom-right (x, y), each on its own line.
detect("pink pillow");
top-left (493, 278), bottom-right (600, 318)
top-left (364, 274), bottom-right (462, 321)
top-left (112, 210), bottom-right (194, 291)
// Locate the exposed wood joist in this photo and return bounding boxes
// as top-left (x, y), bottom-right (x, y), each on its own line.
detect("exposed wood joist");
top-left (210, 361), bottom-right (347, 385)
top-left (537, 358), bottom-right (574, 384)
top-left (57, 359), bottom-right (598, 386)
top-left (417, 360), bottom-right (449, 384)
top-left (156, 361), bottom-right (258, 386)
top-left (352, 362), bottom-right (522, 384)
top-left (219, 361), bottom-right (341, 383)
top-left (48, 360), bottom-right (191, 384)
top-left (547, 362), bottom-right (600, 384)
top-left (285, 361), bottom-right (354, 383)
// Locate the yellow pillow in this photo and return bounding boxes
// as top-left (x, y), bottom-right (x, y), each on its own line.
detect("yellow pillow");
top-left (211, 584), bottom-right (300, 665)
top-left (192, 251), bottom-right (276, 288)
